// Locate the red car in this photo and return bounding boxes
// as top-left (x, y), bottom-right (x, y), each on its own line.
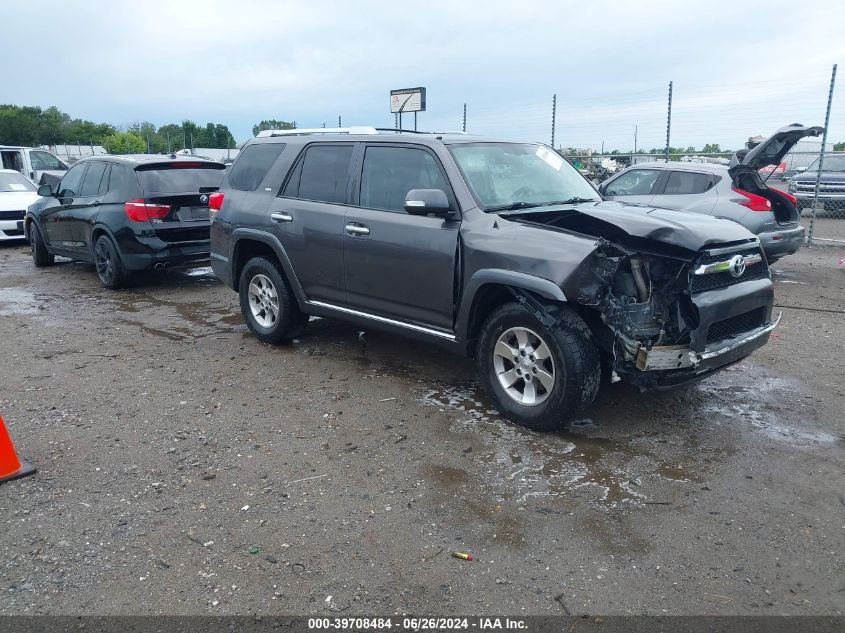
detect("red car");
top-left (759, 161), bottom-right (787, 180)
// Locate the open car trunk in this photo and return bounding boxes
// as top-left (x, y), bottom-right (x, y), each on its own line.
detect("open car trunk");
top-left (732, 169), bottom-right (800, 225)
top-left (728, 123), bottom-right (824, 226)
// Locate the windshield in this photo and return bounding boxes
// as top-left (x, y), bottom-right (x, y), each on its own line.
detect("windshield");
top-left (803, 154), bottom-right (845, 173)
top-left (0, 171), bottom-right (37, 192)
top-left (449, 142), bottom-right (600, 211)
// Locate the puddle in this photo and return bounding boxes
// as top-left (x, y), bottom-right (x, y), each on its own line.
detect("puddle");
top-left (419, 383), bottom-right (691, 508)
top-left (698, 371), bottom-right (838, 446)
top-left (0, 288), bottom-right (40, 316)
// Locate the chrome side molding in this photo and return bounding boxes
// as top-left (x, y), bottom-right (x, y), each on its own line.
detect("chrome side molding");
top-left (307, 301), bottom-right (456, 341)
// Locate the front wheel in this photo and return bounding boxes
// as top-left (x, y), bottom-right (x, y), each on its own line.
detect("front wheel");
top-left (30, 223), bottom-right (54, 267)
top-left (238, 256), bottom-right (306, 344)
top-left (477, 302), bottom-right (600, 431)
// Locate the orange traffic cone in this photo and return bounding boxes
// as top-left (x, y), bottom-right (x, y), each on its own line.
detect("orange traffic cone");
top-left (0, 414), bottom-right (36, 484)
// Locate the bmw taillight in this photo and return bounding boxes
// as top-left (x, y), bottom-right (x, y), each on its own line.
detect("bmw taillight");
top-left (208, 192), bottom-right (224, 221)
top-left (731, 187), bottom-right (772, 212)
top-left (124, 198), bottom-right (171, 222)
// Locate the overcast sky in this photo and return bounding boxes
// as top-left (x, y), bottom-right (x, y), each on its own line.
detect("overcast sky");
top-left (5, 0), bottom-right (845, 150)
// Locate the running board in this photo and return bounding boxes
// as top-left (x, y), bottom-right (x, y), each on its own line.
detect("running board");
top-left (307, 301), bottom-right (456, 341)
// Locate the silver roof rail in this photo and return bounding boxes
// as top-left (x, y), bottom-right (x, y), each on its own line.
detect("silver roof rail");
top-left (256, 126), bottom-right (378, 137)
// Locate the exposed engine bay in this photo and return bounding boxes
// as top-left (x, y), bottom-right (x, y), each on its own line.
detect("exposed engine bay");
top-left (506, 208), bottom-right (777, 388)
top-left (576, 242), bottom-right (695, 379)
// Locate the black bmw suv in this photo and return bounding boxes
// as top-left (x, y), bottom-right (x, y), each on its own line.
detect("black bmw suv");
top-left (210, 127), bottom-right (779, 431)
top-left (25, 155), bottom-right (226, 288)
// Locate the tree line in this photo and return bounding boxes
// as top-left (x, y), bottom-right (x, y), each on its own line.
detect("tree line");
top-left (0, 104), bottom-right (239, 154)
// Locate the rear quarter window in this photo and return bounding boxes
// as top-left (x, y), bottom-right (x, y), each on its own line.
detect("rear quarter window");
top-left (228, 143), bottom-right (286, 191)
top-left (136, 164), bottom-right (225, 193)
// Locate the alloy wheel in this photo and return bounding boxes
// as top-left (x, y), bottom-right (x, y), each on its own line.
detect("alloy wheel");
top-left (492, 326), bottom-right (556, 406)
top-left (247, 274), bottom-right (280, 328)
top-left (95, 241), bottom-right (113, 284)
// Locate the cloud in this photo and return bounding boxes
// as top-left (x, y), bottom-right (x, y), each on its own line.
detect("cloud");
top-left (3, 0), bottom-right (844, 148)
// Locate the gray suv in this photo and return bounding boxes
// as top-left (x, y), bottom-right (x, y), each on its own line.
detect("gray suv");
top-left (600, 124), bottom-right (824, 262)
top-left (210, 127), bottom-right (780, 431)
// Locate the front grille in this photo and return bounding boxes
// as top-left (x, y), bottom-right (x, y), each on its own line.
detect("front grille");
top-left (0, 210), bottom-right (25, 221)
top-left (707, 308), bottom-right (767, 343)
top-left (796, 182), bottom-right (845, 193)
top-left (690, 249), bottom-right (769, 293)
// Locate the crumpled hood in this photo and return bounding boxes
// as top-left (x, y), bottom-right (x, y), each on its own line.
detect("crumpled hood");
top-left (503, 200), bottom-right (756, 254)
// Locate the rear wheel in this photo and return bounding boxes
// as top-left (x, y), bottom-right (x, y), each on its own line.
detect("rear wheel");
top-left (30, 223), bottom-right (54, 267)
top-left (239, 256), bottom-right (306, 344)
top-left (477, 302), bottom-right (600, 431)
top-left (93, 234), bottom-right (128, 289)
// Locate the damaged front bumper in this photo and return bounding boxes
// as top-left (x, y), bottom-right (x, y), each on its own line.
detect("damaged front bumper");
top-left (635, 311), bottom-right (781, 371)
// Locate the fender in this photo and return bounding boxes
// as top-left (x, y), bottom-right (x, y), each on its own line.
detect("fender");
top-left (230, 228), bottom-right (306, 301)
top-left (455, 268), bottom-right (567, 341)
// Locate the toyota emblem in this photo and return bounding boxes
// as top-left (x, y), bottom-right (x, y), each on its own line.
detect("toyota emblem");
top-left (728, 254), bottom-right (746, 278)
top-left (200, 194), bottom-right (209, 204)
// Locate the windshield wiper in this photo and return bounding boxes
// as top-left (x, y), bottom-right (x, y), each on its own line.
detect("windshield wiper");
top-left (487, 198), bottom-right (598, 212)
top-left (545, 197), bottom-right (597, 205)
top-left (486, 201), bottom-right (546, 211)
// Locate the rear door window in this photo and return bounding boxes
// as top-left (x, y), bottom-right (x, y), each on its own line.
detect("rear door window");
top-left (285, 145), bottom-right (354, 204)
top-left (79, 162), bottom-right (107, 197)
top-left (605, 169), bottom-right (662, 196)
top-left (228, 143), bottom-right (286, 191)
top-left (663, 171), bottom-right (713, 195)
top-left (359, 145), bottom-right (451, 212)
top-left (136, 163), bottom-right (226, 193)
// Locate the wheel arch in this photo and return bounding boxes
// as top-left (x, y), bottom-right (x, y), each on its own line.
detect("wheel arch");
top-left (457, 269), bottom-right (568, 356)
top-left (230, 229), bottom-right (305, 300)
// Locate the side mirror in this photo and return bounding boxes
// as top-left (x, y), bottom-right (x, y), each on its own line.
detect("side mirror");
top-left (404, 189), bottom-right (452, 216)
top-left (37, 184), bottom-right (53, 197)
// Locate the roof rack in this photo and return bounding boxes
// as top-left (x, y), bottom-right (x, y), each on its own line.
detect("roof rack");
top-left (256, 126), bottom-right (378, 137)
top-left (255, 126), bottom-right (451, 138)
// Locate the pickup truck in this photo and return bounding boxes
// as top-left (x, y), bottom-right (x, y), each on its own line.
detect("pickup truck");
top-left (209, 127), bottom-right (780, 431)
top-left (0, 146), bottom-right (68, 185)
top-left (788, 153), bottom-right (845, 216)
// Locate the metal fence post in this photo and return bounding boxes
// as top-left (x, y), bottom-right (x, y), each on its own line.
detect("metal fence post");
top-left (462, 103), bottom-right (466, 133)
top-left (551, 94), bottom-right (557, 148)
top-left (664, 81), bottom-right (673, 162)
top-left (808, 64), bottom-right (837, 245)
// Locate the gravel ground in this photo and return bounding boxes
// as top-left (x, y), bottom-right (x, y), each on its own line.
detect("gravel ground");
top-left (0, 241), bottom-right (843, 616)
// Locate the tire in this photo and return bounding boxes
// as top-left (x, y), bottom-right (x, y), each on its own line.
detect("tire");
top-left (93, 234), bottom-right (128, 289)
top-left (238, 256), bottom-right (306, 344)
top-left (477, 302), bottom-right (600, 431)
top-left (29, 223), bottom-right (54, 267)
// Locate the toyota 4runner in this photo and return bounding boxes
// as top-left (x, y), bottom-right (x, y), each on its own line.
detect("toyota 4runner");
top-left (210, 127), bottom-right (782, 431)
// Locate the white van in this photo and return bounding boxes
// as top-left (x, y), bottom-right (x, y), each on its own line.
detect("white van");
top-left (0, 146), bottom-right (68, 184)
